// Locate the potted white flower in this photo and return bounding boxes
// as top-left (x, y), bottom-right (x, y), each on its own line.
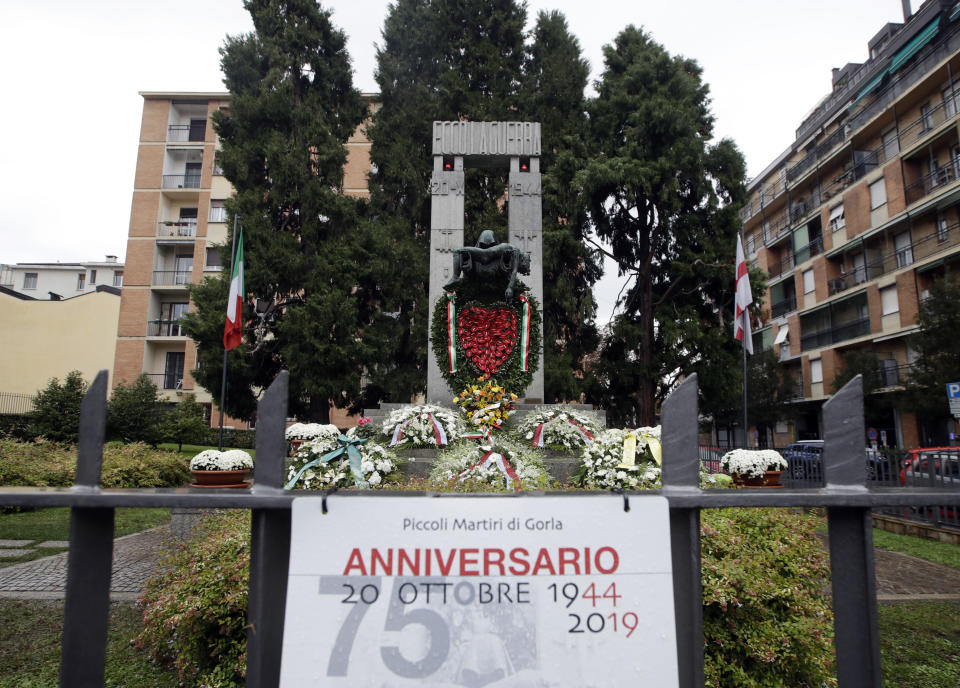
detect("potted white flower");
top-left (719, 449), bottom-right (788, 487)
top-left (189, 449), bottom-right (254, 488)
top-left (285, 423), bottom-right (340, 455)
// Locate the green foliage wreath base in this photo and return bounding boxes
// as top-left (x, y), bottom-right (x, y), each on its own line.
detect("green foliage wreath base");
top-left (431, 280), bottom-right (541, 396)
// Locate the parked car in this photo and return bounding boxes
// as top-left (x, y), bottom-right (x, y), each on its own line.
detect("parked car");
top-left (899, 447), bottom-right (960, 487)
top-left (784, 440), bottom-right (892, 481)
top-left (783, 441), bottom-right (823, 480)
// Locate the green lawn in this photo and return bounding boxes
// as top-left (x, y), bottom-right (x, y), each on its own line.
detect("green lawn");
top-left (157, 442), bottom-right (256, 461)
top-left (0, 600), bottom-right (178, 688)
top-left (0, 508), bottom-right (170, 568)
top-left (873, 527), bottom-right (960, 569)
top-left (879, 600), bottom-right (960, 688)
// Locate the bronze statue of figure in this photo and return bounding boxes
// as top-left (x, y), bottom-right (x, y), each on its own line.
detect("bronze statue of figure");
top-left (444, 230), bottom-right (531, 301)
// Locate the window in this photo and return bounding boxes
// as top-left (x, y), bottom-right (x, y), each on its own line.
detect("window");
top-left (803, 269), bottom-right (815, 294)
top-left (23, 272), bottom-right (37, 289)
top-left (944, 87), bottom-right (959, 118)
top-left (205, 247), bottom-right (222, 270)
top-left (938, 216), bottom-right (949, 243)
top-left (810, 359), bottom-right (823, 384)
top-left (894, 232), bottom-right (913, 268)
top-left (209, 199), bottom-right (227, 223)
top-left (920, 103), bottom-right (934, 132)
top-left (869, 179), bottom-right (887, 209)
top-left (213, 151), bottom-right (223, 176)
top-left (113, 271), bottom-right (123, 287)
top-left (163, 352), bottom-right (185, 390)
top-left (881, 286), bottom-right (899, 315)
top-left (89, 269), bottom-right (97, 284)
top-left (829, 204), bottom-right (845, 232)
top-left (882, 128), bottom-right (899, 161)
top-left (76, 273), bottom-right (85, 290)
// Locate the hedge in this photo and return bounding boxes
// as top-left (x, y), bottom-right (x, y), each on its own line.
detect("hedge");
top-left (0, 439), bottom-right (190, 488)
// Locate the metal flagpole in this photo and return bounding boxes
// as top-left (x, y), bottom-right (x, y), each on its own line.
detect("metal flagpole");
top-left (742, 315), bottom-right (749, 448)
top-left (218, 214), bottom-right (239, 451)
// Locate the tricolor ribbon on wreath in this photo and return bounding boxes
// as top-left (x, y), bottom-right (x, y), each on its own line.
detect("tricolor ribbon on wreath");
top-left (445, 292), bottom-right (457, 373)
top-left (518, 294), bottom-right (532, 372)
top-left (531, 417), bottom-right (594, 448)
top-left (461, 426), bottom-right (493, 441)
top-left (458, 450), bottom-right (523, 491)
top-left (388, 413), bottom-right (449, 447)
top-left (284, 434), bottom-right (370, 489)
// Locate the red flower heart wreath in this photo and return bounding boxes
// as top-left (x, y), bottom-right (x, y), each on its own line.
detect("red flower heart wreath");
top-left (456, 306), bottom-right (518, 378)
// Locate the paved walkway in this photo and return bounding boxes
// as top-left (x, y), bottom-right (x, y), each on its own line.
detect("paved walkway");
top-left (0, 527), bottom-right (170, 601)
top-left (0, 525), bottom-right (958, 602)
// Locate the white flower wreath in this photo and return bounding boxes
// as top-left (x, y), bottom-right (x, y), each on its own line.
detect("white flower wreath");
top-left (381, 404), bottom-right (464, 447)
top-left (287, 437), bottom-right (401, 490)
top-left (577, 428), bottom-right (661, 490)
top-left (515, 406), bottom-right (600, 450)
top-left (189, 449), bottom-right (254, 471)
top-left (429, 438), bottom-right (551, 491)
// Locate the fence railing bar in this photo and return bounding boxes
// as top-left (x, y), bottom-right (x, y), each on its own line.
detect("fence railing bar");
top-left (61, 370), bottom-right (115, 688)
top-left (246, 371), bottom-right (291, 688)
top-left (824, 375), bottom-right (882, 687)
top-left (662, 374), bottom-right (703, 688)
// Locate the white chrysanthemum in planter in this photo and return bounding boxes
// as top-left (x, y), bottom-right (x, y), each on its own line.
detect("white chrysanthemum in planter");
top-left (719, 449), bottom-right (787, 478)
top-left (189, 449), bottom-right (253, 471)
top-left (285, 423), bottom-right (340, 442)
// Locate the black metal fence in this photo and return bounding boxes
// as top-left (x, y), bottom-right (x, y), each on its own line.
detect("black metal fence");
top-left (2, 371), bottom-right (959, 687)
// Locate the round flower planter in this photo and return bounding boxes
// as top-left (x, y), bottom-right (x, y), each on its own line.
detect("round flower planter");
top-left (732, 470), bottom-right (784, 488)
top-left (189, 469), bottom-right (252, 488)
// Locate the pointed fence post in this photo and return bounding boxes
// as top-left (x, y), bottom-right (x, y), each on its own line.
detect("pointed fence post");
top-left (61, 370), bottom-right (115, 688)
top-left (660, 374), bottom-right (703, 688)
top-left (823, 375), bottom-right (882, 687)
top-left (246, 371), bottom-right (290, 688)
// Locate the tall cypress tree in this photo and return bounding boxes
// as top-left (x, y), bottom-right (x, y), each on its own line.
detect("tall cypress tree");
top-left (579, 27), bottom-right (747, 426)
top-left (521, 10), bottom-right (601, 402)
top-left (182, 0), bottom-right (367, 423)
top-left (362, 0), bottom-right (528, 403)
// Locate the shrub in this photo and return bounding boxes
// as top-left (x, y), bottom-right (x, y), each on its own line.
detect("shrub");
top-left (0, 438), bottom-right (189, 488)
top-left (136, 506), bottom-right (835, 688)
top-left (28, 370), bottom-right (87, 444)
top-left (107, 375), bottom-right (165, 446)
top-left (702, 508), bottom-right (835, 687)
top-left (199, 427), bottom-right (256, 449)
top-left (136, 511), bottom-right (250, 687)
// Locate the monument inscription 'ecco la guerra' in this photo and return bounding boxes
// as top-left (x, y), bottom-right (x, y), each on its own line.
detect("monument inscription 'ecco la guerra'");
top-left (427, 121), bottom-right (544, 403)
top-left (432, 121), bottom-right (542, 157)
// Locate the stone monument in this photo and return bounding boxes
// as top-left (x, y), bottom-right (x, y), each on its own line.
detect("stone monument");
top-left (427, 121), bottom-right (544, 403)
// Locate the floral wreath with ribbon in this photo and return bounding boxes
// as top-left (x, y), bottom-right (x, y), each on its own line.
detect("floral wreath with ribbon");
top-left (430, 277), bottom-right (541, 395)
top-left (285, 434), bottom-right (399, 490)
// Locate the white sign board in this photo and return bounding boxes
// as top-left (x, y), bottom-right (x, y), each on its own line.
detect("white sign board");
top-left (280, 496), bottom-right (679, 687)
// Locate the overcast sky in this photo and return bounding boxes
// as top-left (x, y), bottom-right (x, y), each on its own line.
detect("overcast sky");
top-left (0, 0), bottom-right (909, 320)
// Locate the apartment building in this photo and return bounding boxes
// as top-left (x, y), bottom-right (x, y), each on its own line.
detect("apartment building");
top-left (0, 256), bottom-right (123, 300)
top-left (744, 0), bottom-right (960, 449)
top-left (114, 92), bottom-right (374, 425)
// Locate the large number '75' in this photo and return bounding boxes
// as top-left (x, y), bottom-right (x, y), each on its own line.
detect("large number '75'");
top-left (319, 576), bottom-right (450, 679)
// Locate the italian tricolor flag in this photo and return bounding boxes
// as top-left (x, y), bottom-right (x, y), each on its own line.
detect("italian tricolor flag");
top-left (222, 229), bottom-right (244, 351)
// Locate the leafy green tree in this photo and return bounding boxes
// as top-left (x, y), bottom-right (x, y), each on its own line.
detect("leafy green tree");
top-left (832, 348), bottom-right (899, 430)
top-left (579, 27), bottom-right (747, 426)
top-left (107, 375), bottom-right (165, 446)
top-left (28, 371), bottom-right (87, 444)
top-left (163, 394), bottom-right (208, 452)
top-left (521, 10), bottom-right (601, 401)
top-left (363, 0), bottom-right (528, 404)
top-left (905, 278), bottom-right (960, 418)
top-left (182, 0), bottom-right (369, 424)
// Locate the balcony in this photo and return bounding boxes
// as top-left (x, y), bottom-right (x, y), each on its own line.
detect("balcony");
top-left (152, 270), bottom-right (192, 287)
top-left (767, 252), bottom-right (795, 280)
top-left (145, 373), bottom-right (182, 391)
top-left (801, 316), bottom-right (871, 351)
top-left (147, 319), bottom-right (186, 337)
top-left (157, 220), bottom-right (197, 238)
top-left (878, 361), bottom-right (913, 388)
top-left (794, 235), bottom-right (824, 265)
top-left (771, 295), bottom-right (797, 318)
top-left (898, 98), bottom-right (957, 149)
top-left (161, 173), bottom-right (202, 190)
top-left (762, 213), bottom-right (791, 246)
top-left (905, 157), bottom-right (960, 205)
top-left (167, 122), bottom-right (206, 142)
top-left (815, 126), bottom-right (847, 160)
top-left (786, 150), bottom-right (817, 184)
